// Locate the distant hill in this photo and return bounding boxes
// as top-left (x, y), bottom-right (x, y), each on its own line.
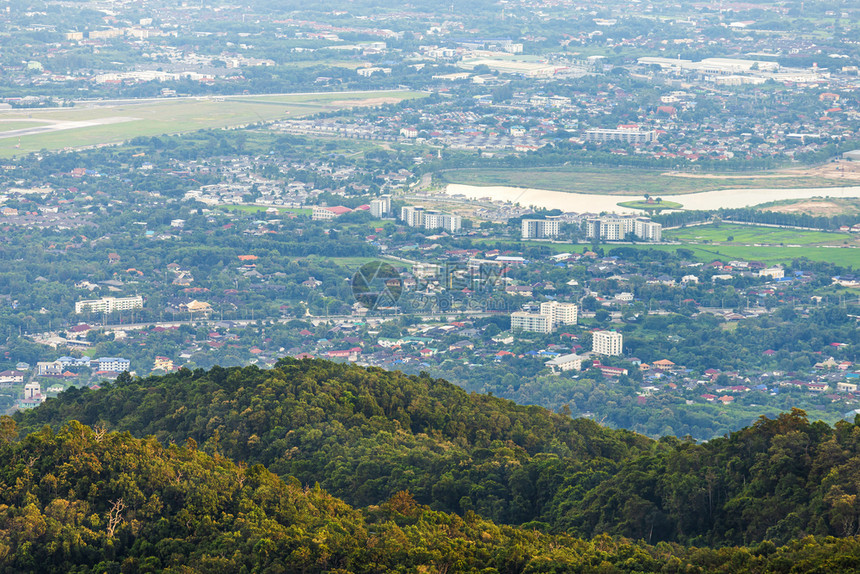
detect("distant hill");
top-left (16, 359), bottom-right (860, 546)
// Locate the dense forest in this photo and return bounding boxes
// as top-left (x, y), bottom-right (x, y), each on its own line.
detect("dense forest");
top-left (8, 419), bottom-right (860, 572)
top-left (17, 359), bottom-right (860, 549)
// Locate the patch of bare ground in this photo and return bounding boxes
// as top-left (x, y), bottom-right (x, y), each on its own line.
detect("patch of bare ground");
top-left (662, 160), bottom-right (860, 182)
top-left (763, 200), bottom-right (848, 216)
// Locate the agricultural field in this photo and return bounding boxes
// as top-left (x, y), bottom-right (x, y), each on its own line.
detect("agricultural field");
top-left (440, 167), bottom-right (851, 196)
top-left (0, 90), bottom-right (423, 157)
top-left (645, 243), bottom-right (860, 268)
top-left (665, 223), bottom-right (858, 247)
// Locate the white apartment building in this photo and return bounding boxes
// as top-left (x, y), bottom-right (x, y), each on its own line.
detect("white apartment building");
top-left (401, 206), bottom-right (462, 232)
top-left (585, 216), bottom-right (633, 241)
top-left (585, 216), bottom-right (662, 242)
top-left (370, 195), bottom-right (391, 218)
top-left (592, 330), bottom-right (623, 356)
top-left (545, 353), bottom-right (583, 372)
top-left (511, 301), bottom-right (577, 334)
top-left (511, 311), bottom-right (552, 334)
top-left (93, 357), bottom-right (131, 372)
top-left (540, 301), bottom-right (578, 327)
top-left (584, 128), bottom-right (656, 143)
top-left (521, 219), bottom-right (560, 240)
top-left (634, 219), bottom-right (662, 242)
top-left (400, 205), bottom-right (425, 227)
top-left (424, 211), bottom-right (462, 232)
top-left (75, 295), bottom-right (143, 314)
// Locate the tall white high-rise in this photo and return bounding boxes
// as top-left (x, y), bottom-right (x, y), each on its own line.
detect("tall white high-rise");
top-left (370, 195), bottom-right (391, 218)
top-left (592, 330), bottom-right (623, 356)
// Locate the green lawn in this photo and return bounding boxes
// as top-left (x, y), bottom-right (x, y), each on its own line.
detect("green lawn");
top-left (665, 224), bottom-right (855, 246)
top-left (440, 167), bottom-right (850, 196)
top-left (0, 91), bottom-right (424, 157)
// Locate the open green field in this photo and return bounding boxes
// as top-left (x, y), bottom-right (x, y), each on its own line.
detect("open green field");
top-left (440, 167), bottom-right (851, 196)
top-left (0, 120), bottom-right (46, 132)
top-left (305, 255), bottom-right (383, 268)
top-left (471, 237), bottom-right (860, 269)
top-left (0, 91), bottom-right (424, 157)
top-left (645, 244), bottom-right (860, 268)
top-left (665, 223), bottom-right (856, 246)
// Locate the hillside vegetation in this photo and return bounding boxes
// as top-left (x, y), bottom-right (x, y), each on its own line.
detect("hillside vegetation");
top-left (16, 359), bottom-right (860, 547)
top-left (6, 420), bottom-right (860, 572)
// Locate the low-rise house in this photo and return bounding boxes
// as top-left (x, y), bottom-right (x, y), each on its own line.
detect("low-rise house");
top-left (0, 370), bottom-right (25, 384)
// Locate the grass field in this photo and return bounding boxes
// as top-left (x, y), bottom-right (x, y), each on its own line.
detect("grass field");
top-left (471, 236), bottom-right (860, 269)
top-left (0, 91), bottom-right (424, 157)
top-left (645, 244), bottom-right (860, 268)
top-left (440, 167), bottom-right (850, 196)
top-left (618, 199), bottom-right (684, 211)
top-left (665, 224), bottom-right (856, 246)
top-left (305, 255), bottom-right (382, 268)
top-left (0, 120), bottom-right (46, 132)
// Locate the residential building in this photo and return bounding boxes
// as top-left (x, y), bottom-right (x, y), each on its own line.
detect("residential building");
top-left (75, 295), bottom-right (143, 314)
top-left (424, 210), bottom-right (462, 232)
top-left (511, 301), bottom-right (577, 333)
top-left (593, 330), bottom-right (623, 356)
top-left (24, 381), bottom-right (42, 400)
top-left (585, 216), bottom-right (662, 242)
top-left (18, 381), bottom-right (45, 409)
top-left (521, 219), bottom-right (560, 239)
top-left (759, 266), bottom-right (785, 279)
top-left (57, 356), bottom-right (92, 368)
top-left (370, 195), bottom-right (392, 218)
top-left (586, 216), bottom-right (633, 241)
top-left (634, 218), bottom-right (662, 242)
top-left (540, 301), bottom-right (578, 327)
top-left (511, 311), bottom-right (552, 334)
top-left (0, 370), bottom-right (25, 384)
top-left (93, 357), bottom-right (131, 372)
top-left (153, 356), bottom-right (175, 372)
top-left (584, 128), bottom-right (657, 143)
top-left (546, 353), bottom-right (583, 372)
top-left (36, 361), bottom-right (64, 376)
top-left (401, 206), bottom-right (462, 232)
top-left (312, 205), bottom-right (352, 221)
top-left (400, 205), bottom-right (425, 227)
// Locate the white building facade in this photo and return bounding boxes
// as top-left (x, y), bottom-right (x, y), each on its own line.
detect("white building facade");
top-left (593, 330), bottom-right (623, 356)
top-left (75, 296), bottom-right (143, 314)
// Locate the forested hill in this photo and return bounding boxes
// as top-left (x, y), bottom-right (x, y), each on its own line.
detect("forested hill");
top-left (6, 421), bottom-right (860, 573)
top-left (16, 359), bottom-right (651, 526)
top-left (15, 359), bottom-right (860, 548)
